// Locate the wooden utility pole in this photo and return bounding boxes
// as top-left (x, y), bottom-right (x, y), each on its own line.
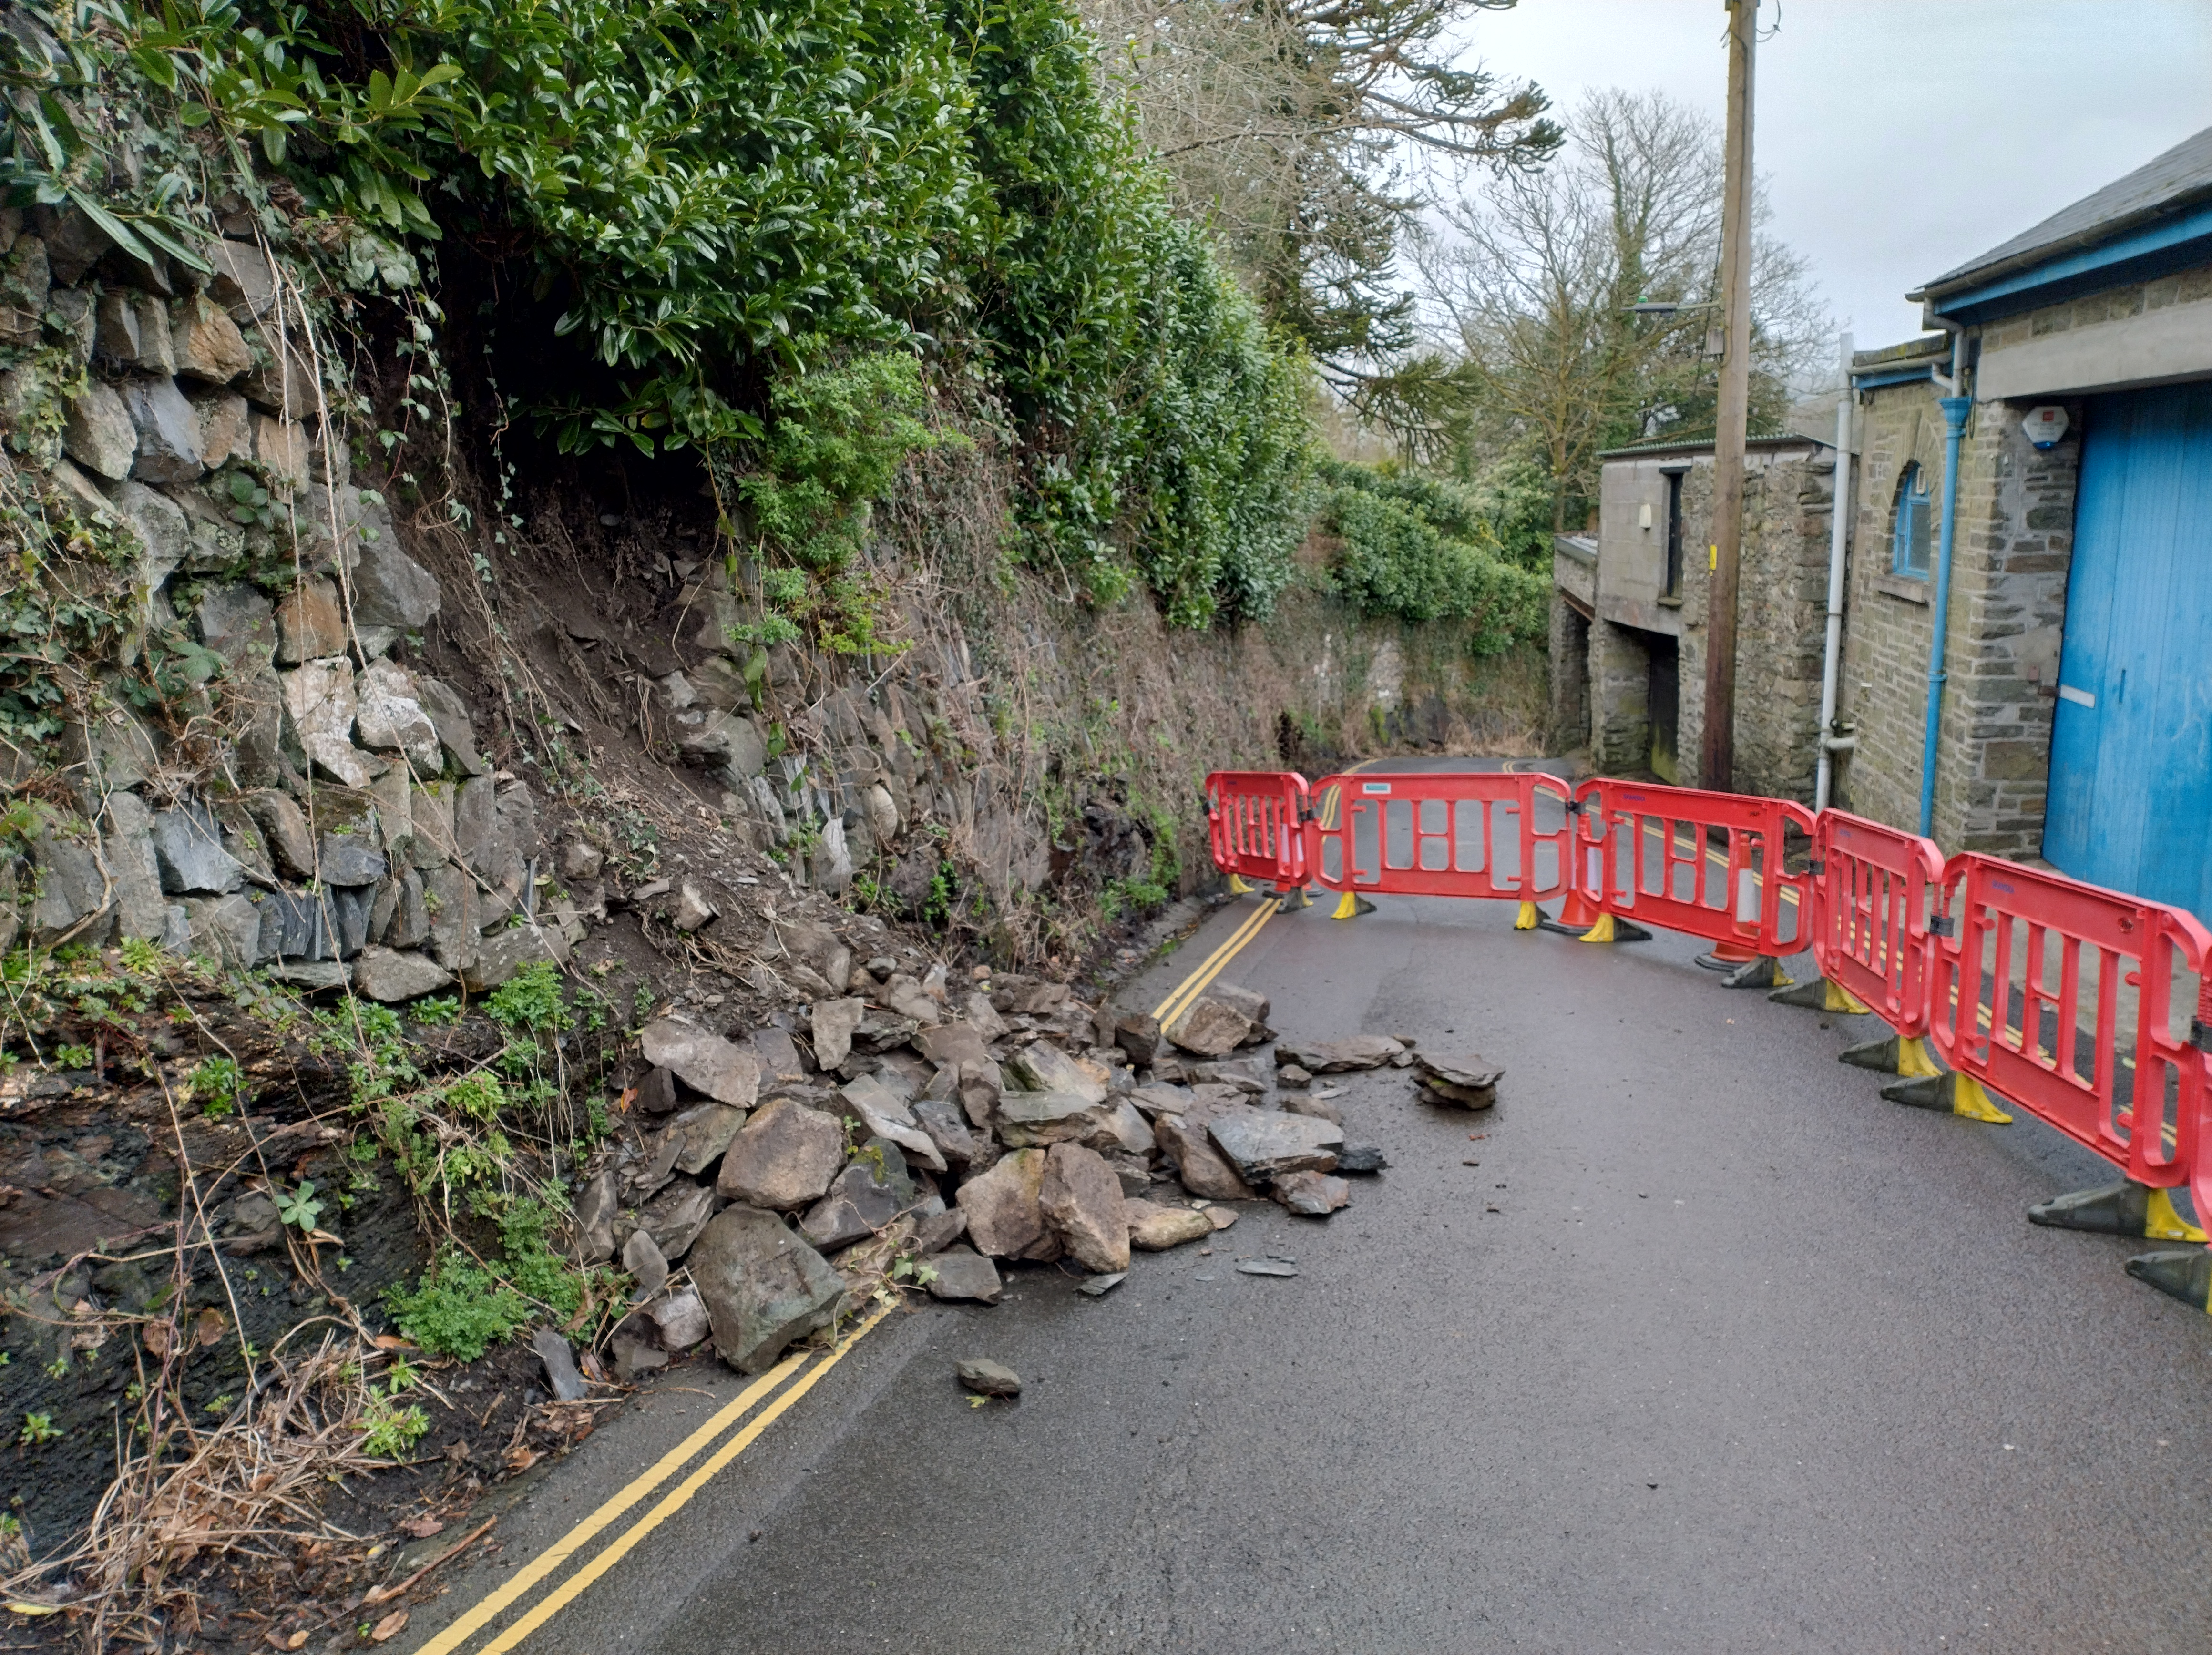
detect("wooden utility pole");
top-left (1700, 0), bottom-right (1757, 792)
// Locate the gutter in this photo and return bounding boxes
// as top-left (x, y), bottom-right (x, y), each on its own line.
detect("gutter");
top-left (1918, 321), bottom-right (1972, 838)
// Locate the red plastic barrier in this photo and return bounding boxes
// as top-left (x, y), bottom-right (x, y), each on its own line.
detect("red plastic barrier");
top-left (1204, 770), bottom-right (1309, 888)
top-left (1302, 770), bottom-right (1571, 903)
top-left (1810, 811), bottom-right (1946, 1037)
top-left (1572, 779), bottom-right (1815, 957)
top-left (1929, 854), bottom-right (2212, 1208)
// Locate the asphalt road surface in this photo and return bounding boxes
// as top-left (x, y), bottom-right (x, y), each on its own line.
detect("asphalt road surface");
top-left (404, 757), bottom-right (2212, 1655)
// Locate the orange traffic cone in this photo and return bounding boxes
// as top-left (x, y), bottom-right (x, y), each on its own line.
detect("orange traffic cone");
top-left (1554, 884), bottom-right (1603, 929)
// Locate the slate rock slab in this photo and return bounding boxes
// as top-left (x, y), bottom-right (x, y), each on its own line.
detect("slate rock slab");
top-left (640, 1019), bottom-right (761, 1108)
top-left (1126, 1200), bottom-right (1213, 1250)
top-left (352, 945), bottom-right (452, 1003)
top-left (1204, 1106), bottom-right (1342, 1182)
top-left (573, 1169), bottom-right (618, 1264)
top-left (956, 1357), bottom-right (1022, 1397)
top-left (1038, 1142), bottom-right (1129, 1274)
top-left (635, 1066), bottom-right (678, 1116)
top-left (914, 1098), bottom-right (995, 1175)
top-left (915, 1020), bottom-right (991, 1071)
top-left (638, 1179), bottom-right (717, 1262)
top-left (809, 998), bottom-right (867, 1070)
top-left (1281, 1089), bottom-right (1343, 1125)
top-left (954, 1148), bottom-right (1062, 1262)
top-left (1202, 983), bottom-right (1271, 1026)
top-left (649, 1287), bottom-right (712, 1351)
top-left (1275, 1035), bottom-right (1404, 1073)
top-left (1416, 1051), bottom-right (1504, 1107)
top-left (150, 802), bottom-right (242, 895)
top-left (1234, 1258), bottom-right (1300, 1278)
top-left (839, 1077), bottom-right (945, 1174)
top-left (995, 1089), bottom-right (1099, 1129)
top-left (1336, 1144), bottom-right (1389, 1174)
top-left (925, 1245), bottom-right (1002, 1305)
top-left (717, 1099), bottom-right (843, 1211)
top-left (624, 1228), bottom-right (670, 1300)
top-left (691, 1206), bottom-right (845, 1375)
top-left (317, 832), bottom-right (388, 889)
top-left (1004, 1042), bottom-right (1108, 1104)
top-left (531, 1328), bottom-right (588, 1402)
top-left (1271, 1171), bottom-right (1351, 1216)
top-left (799, 1156), bottom-right (907, 1253)
top-left (1163, 998), bottom-right (1251, 1058)
top-left (1154, 1113), bottom-right (1256, 1202)
top-left (666, 1103), bottom-right (748, 1176)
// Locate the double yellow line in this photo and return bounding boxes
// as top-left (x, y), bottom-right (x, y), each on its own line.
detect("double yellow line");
top-left (417, 1306), bottom-right (889, 1655)
top-left (1152, 900), bottom-right (1275, 1027)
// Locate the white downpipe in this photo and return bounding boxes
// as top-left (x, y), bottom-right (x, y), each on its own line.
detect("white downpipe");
top-left (1814, 332), bottom-right (1854, 813)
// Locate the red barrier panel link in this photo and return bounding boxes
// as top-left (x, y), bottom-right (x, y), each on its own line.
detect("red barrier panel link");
top-left (1301, 770), bottom-right (1572, 903)
top-left (1572, 779), bottom-right (1815, 957)
top-left (1810, 811), bottom-right (1946, 1038)
top-left (1203, 771), bottom-right (1309, 889)
top-left (1929, 854), bottom-right (2212, 1209)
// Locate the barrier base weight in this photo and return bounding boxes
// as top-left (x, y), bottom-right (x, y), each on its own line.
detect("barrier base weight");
top-left (1275, 885), bottom-right (1312, 913)
top-left (1771, 976), bottom-right (1874, 1015)
top-left (1330, 892), bottom-right (1377, 920)
top-left (1568, 913), bottom-right (1652, 945)
top-left (2029, 1181), bottom-right (2207, 1244)
top-left (1840, 1033), bottom-right (1942, 1077)
top-left (1880, 1070), bottom-right (2013, 1124)
top-left (2125, 1247), bottom-right (2212, 1315)
top-left (1722, 955), bottom-right (1793, 991)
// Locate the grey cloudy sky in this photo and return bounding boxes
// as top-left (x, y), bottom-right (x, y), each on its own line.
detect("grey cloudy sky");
top-left (1455, 0), bottom-right (2212, 355)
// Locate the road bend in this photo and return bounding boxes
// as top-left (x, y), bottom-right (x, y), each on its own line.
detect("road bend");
top-left (404, 757), bottom-right (2212, 1655)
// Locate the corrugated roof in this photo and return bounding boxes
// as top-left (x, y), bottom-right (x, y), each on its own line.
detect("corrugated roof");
top-left (1596, 432), bottom-right (1825, 461)
top-left (1915, 123), bottom-right (2212, 299)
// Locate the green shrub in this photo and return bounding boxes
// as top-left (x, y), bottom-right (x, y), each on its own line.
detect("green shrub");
top-left (1322, 487), bottom-right (1547, 653)
top-left (386, 1252), bottom-right (530, 1361)
top-left (1, 0), bottom-right (1319, 632)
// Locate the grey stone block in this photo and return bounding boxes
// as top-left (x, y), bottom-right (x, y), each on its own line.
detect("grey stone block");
top-left (122, 375), bottom-right (204, 482)
top-left (100, 791), bottom-right (167, 942)
top-left (150, 803), bottom-right (243, 895)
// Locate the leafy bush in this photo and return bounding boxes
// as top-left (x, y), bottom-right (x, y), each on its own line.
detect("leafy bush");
top-left (1321, 485), bottom-right (1548, 654)
top-left (0, 0), bottom-right (1319, 631)
top-left (386, 1252), bottom-right (530, 1361)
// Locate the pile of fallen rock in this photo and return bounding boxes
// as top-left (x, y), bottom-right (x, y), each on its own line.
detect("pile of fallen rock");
top-left (563, 959), bottom-right (1426, 1382)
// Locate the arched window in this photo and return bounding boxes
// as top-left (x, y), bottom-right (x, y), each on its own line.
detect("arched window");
top-left (1893, 461), bottom-right (1933, 577)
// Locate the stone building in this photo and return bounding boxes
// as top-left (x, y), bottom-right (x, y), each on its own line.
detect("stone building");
top-left (1835, 122), bottom-right (2212, 918)
top-left (1550, 435), bottom-right (1838, 797)
top-left (1552, 122), bottom-right (2212, 920)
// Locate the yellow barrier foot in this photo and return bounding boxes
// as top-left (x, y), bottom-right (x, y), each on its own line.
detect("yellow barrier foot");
top-left (2029, 1180), bottom-right (2208, 1243)
top-left (1771, 976), bottom-right (1873, 1015)
top-left (1723, 955), bottom-right (1792, 991)
top-left (1840, 1033), bottom-right (1941, 1076)
top-left (1879, 1070), bottom-right (2013, 1123)
top-left (2125, 1246), bottom-right (2212, 1313)
top-left (1227, 874), bottom-right (1256, 896)
top-left (1570, 914), bottom-right (1654, 945)
top-left (1331, 892), bottom-right (1376, 920)
top-left (1514, 901), bottom-right (1539, 931)
top-left (1275, 885), bottom-right (1312, 913)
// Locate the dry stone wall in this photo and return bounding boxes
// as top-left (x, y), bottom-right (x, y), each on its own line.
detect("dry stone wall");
top-left (1, 207), bottom-right (571, 1000)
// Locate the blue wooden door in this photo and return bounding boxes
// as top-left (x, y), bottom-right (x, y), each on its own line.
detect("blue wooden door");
top-left (2042, 384), bottom-right (2212, 921)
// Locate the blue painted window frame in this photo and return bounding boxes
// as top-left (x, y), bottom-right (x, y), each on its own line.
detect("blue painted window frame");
top-left (1893, 461), bottom-right (1932, 578)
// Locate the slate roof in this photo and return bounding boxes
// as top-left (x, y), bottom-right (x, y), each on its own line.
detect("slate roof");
top-left (1914, 123), bottom-right (2212, 299)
